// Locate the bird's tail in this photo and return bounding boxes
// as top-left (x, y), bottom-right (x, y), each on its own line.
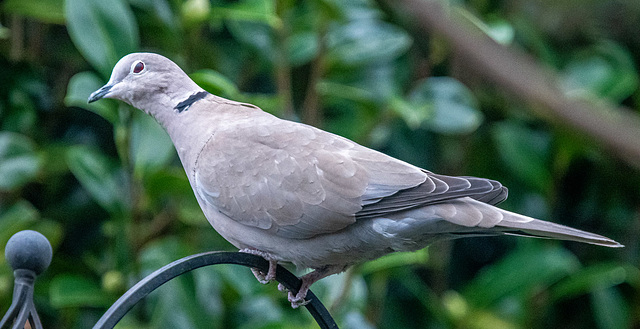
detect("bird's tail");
top-left (385, 197), bottom-right (623, 248)
top-left (496, 215), bottom-right (623, 248)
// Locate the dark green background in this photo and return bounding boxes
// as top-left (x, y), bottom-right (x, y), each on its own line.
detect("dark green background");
top-left (0, 0), bottom-right (638, 328)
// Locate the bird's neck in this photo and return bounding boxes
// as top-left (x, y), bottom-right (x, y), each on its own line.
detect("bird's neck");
top-left (133, 80), bottom-right (205, 126)
top-left (136, 86), bottom-right (216, 175)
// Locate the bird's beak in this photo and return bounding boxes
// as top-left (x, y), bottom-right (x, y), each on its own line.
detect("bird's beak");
top-left (88, 84), bottom-right (113, 103)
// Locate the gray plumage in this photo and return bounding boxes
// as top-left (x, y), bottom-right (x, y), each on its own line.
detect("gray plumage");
top-left (89, 53), bottom-right (622, 307)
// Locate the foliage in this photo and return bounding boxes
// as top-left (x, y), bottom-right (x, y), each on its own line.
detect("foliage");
top-left (1, 0), bottom-right (639, 328)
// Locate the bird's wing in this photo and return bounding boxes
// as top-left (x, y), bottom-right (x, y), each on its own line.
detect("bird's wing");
top-left (356, 173), bottom-right (507, 220)
top-left (192, 110), bottom-right (505, 239)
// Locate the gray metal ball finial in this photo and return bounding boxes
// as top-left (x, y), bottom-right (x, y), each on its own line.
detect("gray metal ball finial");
top-left (0, 230), bottom-right (50, 329)
top-left (5, 230), bottom-right (52, 275)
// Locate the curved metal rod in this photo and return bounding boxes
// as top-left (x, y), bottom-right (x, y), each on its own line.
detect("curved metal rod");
top-left (11, 301), bottom-right (30, 329)
top-left (93, 251), bottom-right (338, 329)
top-left (29, 303), bottom-right (43, 329)
top-left (0, 283), bottom-right (28, 329)
top-left (0, 270), bottom-right (43, 329)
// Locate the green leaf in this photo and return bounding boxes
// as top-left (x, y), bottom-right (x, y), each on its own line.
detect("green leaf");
top-left (492, 122), bottom-right (552, 193)
top-left (401, 77), bottom-right (483, 134)
top-left (3, 90), bottom-right (37, 134)
top-left (0, 201), bottom-right (40, 250)
top-left (327, 20), bottom-right (411, 66)
top-left (181, 0), bottom-right (211, 26)
top-left (216, 0), bottom-right (280, 61)
top-left (317, 81), bottom-right (375, 105)
top-left (3, 0), bottom-right (65, 24)
top-left (225, 20), bottom-right (276, 60)
top-left (0, 202), bottom-right (62, 270)
top-left (463, 244), bottom-right (580, 308)
top-left (142, 168), bottom-right (208, 227)
top-left (66, 145), bottom-right (128, 215)
top-left (590, 287), bottom-right (629, 329)
top-left (50, 275), bottom-right (113, 308)
top-left (0, 24), bottom-right (7, 39)
top-left (394, 268), bottom-right (449, 323)
top-left (130, 111), bottom-right (175, 178)
top-left (239, 93), bottom-right (282, 115)
top-left (143, 168), bottom-right (192, 199)
top-left (486, 19), bottom-right (515, 45)
top-left (316, 271), bottom-right (368, 311)
top-left (359, 249), bottom-right (429, 275)
top-left (390, 96), bottom-right (431, 129)
top-left (454, 8), bottom-right (514, 45)
top-left (213, 0), bottom-right (280, 28)
top-left (129, 0), bottom-right (176, 29)
top-left (235, 296), bottom-right (283, 328)
top-left (427, 101), bottom-right (482, 135)
top-left (287, 31), bottom-right (319, 66)
top-left (561, 41), bottom-right (639, 102)
top-left (343, 312), bottom-right (376, 329)
top-left (216, 261), bottom-right (262, 297)
top-left (191, 266), bottom-right (224, 319)
top-left (65, 0), bottom-right (139, 77)
top-left (353, 63), bottom-right (402, 104)
top-left (65, 71), bottom-right (118, 123)
top-left (190, 69), bottom-right (240, 99)
top-left (139, 238), bottom-right (218, 329)
top-left (31, 220), bottom-right (64, 252)
top-left (0, 132), bottom-right (41, 191)
top-left (323, 0), bottom-right (378, 21)
top-left (551, 263), bottom-right (633, 301)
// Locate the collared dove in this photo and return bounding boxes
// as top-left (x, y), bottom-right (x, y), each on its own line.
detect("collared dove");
top-left (88, 53), bottom-right (622, 308)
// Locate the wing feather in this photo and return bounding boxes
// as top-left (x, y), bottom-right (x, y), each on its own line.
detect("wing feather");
top-left (193, 114), bottom-right (370, 238)
top-left (356, 173), bottom-right (507, 220)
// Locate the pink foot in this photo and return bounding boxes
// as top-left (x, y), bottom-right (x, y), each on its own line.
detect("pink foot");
top-left (240, 248), bottom-right (278, 284)
top-left (286, 265), bottom-right (344, 309)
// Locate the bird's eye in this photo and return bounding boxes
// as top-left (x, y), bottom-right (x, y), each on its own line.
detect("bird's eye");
top-left (132, 61), bottom-right (145, 74)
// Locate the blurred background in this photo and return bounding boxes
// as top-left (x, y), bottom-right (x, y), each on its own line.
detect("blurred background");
top-left (1, 0), bottom-right (639, 328)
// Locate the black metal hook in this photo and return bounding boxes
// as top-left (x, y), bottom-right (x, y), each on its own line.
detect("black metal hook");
top-left (93, 251), bottom-right (339, 329)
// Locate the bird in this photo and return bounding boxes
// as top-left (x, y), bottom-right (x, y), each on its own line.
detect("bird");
top-left (88, 52), bottom-right (622, 308)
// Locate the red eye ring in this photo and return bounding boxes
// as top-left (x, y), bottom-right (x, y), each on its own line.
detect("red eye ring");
top-left (133, 61), bottom-right (145, 74)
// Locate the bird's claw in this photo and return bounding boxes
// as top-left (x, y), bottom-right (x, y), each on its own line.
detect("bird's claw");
top-left (240, 248), bottom-right (278, 284)
top-left (288, 290), bottom-right (311, 309)
top-left (250, 268), bottom-right (272, 284)
top-left (278, 282), bottom-right (310, 308)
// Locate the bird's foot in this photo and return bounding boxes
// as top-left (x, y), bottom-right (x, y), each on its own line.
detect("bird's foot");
top-left (277, 283), bottom-right (310, 308)
top-left (285, 265), bottom-right (344, 309)
top-left (288, 289), bottom-right (312, 308)
top-left (239, 248), bottom-right (278, 284)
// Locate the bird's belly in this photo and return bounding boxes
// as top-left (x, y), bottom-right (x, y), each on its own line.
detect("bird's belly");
top-left (200, 206), bottom-right (398, 269)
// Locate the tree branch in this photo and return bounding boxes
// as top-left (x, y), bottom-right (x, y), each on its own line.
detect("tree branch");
top-left (379, 0), bottom-right (640, 168)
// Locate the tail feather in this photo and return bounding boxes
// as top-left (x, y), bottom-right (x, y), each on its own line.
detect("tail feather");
top-left (497, 218), bottom-right (623, 248)
top-left (389, 197), bottom-right (623, 248)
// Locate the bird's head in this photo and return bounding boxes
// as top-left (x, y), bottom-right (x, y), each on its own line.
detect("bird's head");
top-left (88, 53), bottom-right (201, 113)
